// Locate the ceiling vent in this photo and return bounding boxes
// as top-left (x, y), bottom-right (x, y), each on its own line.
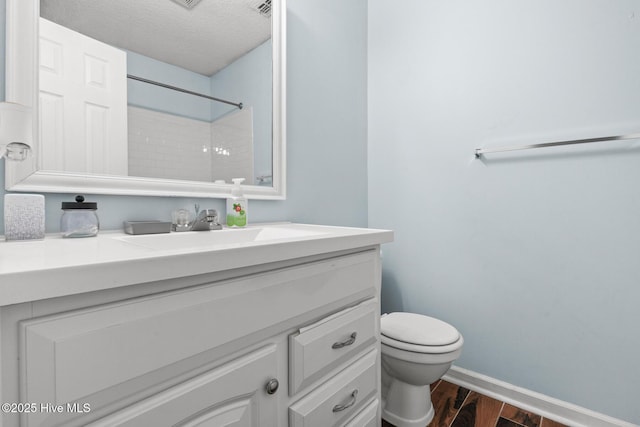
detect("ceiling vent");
top-left (248, 0), bottom-right (271, 18)
top-left (171, 0), bottom-right (204, 10)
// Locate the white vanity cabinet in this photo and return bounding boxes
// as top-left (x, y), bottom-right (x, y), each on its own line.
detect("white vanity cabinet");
top-left (0, 229), bottom-right (388, 427)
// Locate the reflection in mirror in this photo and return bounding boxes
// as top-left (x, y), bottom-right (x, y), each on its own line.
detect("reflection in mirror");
top-left (38, 0), bottom-right (273, 187)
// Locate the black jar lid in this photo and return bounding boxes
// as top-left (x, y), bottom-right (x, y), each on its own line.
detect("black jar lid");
top-left (61, 195), bottom-right (97, 210)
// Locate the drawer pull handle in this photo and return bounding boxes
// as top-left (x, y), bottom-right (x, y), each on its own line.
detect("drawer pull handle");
top-left (332, 332), bottom-right (357, 349)
top-left (332, 389), bottom-right (358, 412)
top-left (265, 378), bottom-right (279, 395)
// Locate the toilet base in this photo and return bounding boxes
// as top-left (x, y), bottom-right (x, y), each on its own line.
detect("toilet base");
top-left (381, 378), bottom-right (435, 427)
top-left (382, 404), bottom-right (434, 427)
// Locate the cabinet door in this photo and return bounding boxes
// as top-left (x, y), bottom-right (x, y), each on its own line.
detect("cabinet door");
top-left (87, 345), bottom-right (279, 427)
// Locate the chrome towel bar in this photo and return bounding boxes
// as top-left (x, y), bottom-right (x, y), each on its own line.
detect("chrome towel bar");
top-left (475, 132), bottom-right (640, 158)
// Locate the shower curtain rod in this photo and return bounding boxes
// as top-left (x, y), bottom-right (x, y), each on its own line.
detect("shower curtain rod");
top-left (475, 132), bottom-right (640, 158)
top-left (127, 75), bottom-right (243, 110)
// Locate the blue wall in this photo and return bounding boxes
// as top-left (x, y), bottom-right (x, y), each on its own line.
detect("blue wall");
top-left (210, 41), bottom-right (272, 180)
top-left (0, 0), bottom-right (369, 233)
top-left (368, 0), bottom-right (640, 424)
top-left (128, 41), bottom-right (272, 127)
top-left (127, 50), bottom-right (212, 122)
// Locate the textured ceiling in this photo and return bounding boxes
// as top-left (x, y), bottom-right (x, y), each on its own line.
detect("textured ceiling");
top-left (40, 0), bottom-right (271, 76)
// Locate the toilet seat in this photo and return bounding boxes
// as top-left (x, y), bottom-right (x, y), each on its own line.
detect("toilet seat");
top-left (381, 312), bottom-right (462, 354)
top-left (382, 334), bottom-right (463, 354)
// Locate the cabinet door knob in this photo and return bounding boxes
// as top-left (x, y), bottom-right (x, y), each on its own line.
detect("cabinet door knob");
top-left (266, 378), bottom-right (279, 395)
top-left (332, 332), bottom-right (357, 349)
top-left (332, 389), bottom-right (358, 412)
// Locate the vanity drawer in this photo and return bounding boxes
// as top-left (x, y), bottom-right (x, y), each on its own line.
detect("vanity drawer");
top-left (343, 398), bottom-right (379, 427)
top-left (289, 299), bottom-right (378, 394)
top-left (289, 349), bottom-right (377, 427)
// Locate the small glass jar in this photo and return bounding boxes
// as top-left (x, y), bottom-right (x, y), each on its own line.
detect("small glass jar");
top-left (60, 195), bottom-right (99, 238)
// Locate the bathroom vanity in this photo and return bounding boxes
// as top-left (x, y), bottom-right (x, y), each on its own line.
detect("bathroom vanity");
top-left (0, 223), bottom-right (392, 427)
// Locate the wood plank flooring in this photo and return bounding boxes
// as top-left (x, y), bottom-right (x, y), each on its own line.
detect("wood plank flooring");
top-left (382, 380), bottom-right (569, 427)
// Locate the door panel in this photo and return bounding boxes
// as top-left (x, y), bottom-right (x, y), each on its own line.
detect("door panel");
top-left (39, 18), bottom-right (127, 175)
top-left (87, 345), bottom-right (279, 427)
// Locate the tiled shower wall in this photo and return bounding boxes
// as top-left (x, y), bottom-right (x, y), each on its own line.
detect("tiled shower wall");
top-left (210, 108), bottom-right (254, 184)
top-left (128, 106), bottom-right (254, 183)
top-left (128, 106), bottom-right (212, 182)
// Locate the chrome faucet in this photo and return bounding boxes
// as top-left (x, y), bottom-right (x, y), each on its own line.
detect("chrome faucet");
top-left (171, 205), bottom-right (222, 232)
top-left (190, 205), bottom-right (222, 231)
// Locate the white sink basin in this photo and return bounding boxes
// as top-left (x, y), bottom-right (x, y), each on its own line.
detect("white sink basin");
top-left (113, 224), bottom-right (330, 251)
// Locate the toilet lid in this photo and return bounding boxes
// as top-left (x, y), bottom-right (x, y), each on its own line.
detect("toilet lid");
top-left (381, 312), bottom-right (460, 346)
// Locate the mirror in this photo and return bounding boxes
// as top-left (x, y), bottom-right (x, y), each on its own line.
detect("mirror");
top-left (4, 0), bottom-right (286, 199)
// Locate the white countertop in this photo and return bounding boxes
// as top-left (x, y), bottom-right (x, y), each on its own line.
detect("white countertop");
top-left (0, 223), bottom-right (393, 306)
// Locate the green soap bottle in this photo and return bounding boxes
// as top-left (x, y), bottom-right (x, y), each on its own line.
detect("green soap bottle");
top-left (226, 178), bottom-right (247, 227)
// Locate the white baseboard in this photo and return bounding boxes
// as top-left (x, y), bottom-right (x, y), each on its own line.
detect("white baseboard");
top-left (442, 366), bottom-right (638, 427)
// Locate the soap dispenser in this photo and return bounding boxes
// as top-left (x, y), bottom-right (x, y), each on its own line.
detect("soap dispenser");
top-left (226, 178), bottom-right (247, 227)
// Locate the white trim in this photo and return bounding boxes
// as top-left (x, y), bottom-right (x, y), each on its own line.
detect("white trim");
top-left (271, 0), bottom-right (287, 200)
top-left (4, 0), bottom-right (286, 200)
top-left (6, 170), bottom-right (284, 199)
top-left (443, 366), bottom-right (637, 427)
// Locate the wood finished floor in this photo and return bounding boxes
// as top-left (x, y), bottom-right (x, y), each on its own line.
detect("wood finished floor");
top-left (382, 380), bottom-right (569, 427)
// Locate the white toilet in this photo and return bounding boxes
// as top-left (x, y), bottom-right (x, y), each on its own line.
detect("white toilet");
top-left (380, 312), bottom-right (464, 427)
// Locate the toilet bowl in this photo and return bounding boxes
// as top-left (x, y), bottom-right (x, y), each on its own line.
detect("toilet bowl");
top-left (380, 312), bottom-right (463, 427)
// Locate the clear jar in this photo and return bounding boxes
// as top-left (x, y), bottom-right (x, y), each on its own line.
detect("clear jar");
top-left (60, 195), bottom-right (99, 238)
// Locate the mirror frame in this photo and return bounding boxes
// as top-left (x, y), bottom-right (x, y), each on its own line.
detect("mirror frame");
top-left (5, 0), bottom-right (286, 199)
